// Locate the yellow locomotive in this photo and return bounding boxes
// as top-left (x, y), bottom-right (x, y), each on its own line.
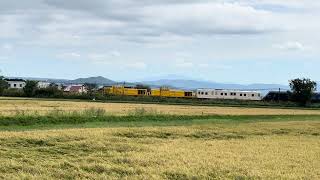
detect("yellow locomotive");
top-left (104, 85), bottom-right (194, 98)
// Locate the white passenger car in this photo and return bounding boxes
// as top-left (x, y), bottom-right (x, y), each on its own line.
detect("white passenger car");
top-left (196, 89), bottom-right (262, 101)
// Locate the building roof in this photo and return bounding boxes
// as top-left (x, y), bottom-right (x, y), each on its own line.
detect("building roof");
top-left (4, 78), bottom-right (26, 82)
top-left (69, 85), bottom-right (84, 92)
top-left (197, 88), bottom-right (261, 93)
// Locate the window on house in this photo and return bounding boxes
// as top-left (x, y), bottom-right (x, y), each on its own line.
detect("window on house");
top-left (20, 84), bottom-right (22, 87)
top-left (14, 84), bottom-right (16, 87)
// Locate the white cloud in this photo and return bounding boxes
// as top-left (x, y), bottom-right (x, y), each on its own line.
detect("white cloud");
top-left (1, 44), bottom-right (13, 51)
top-left (0, 15), bottom-right (22, 38)
top-left (125, 62), bottom-right (147, 69)
top-left (142, 2), bottom-right (277, 35)
top-left (87, 52), bottom-right (120, 64)
top-left (198, 63), bottom-right (209, 68)
top-left (273, 41), bottom-right (306, 51)
top-left (1, 0), bottom-right (320, 81)
top-left (0, 1), bottom-right (296, 46)
top-left (56, 52), bottom-right (81, 59)
top-left (0, 56), bottom-right (9, 61)
top-left (175, 59), bottom-right (194, 68)
top-left (110, 50), bottom-right (121, 57)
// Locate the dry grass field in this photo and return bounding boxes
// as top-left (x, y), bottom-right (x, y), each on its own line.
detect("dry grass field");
top-left (1, 97), bottom-right (320, 116)
top-left (1, 97), bottom-right (320, 179)
top-left (0, 120), bottom-right (319, 179)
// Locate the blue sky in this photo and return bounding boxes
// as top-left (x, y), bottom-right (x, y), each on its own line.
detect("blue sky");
top-left (0, 0), bottom-right (319, 84)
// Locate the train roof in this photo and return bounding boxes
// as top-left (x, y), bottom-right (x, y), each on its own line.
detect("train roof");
top-left (196, 88), bottom-right (261, 93)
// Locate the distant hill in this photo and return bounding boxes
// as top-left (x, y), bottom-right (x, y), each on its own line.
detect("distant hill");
top-left (6, 77), bottom-right (69, 83)
top-left (142, 79), bottom-right (289, 90)
top-left (67, 76), bottom-right (115, 85)
top-left (9, 76), bottom-right (319, 92)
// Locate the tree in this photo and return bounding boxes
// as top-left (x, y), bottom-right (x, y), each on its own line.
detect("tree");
top-left (34, 86), bottom-right (62, 97)
top-left (23, 80), bottom-right (38, 97)
top-left (0, 76), bottom-right (9, 95)
top-left (84, 83), bottom-right (98, 96)
top-left (289, 78), bottom-right (317, 106)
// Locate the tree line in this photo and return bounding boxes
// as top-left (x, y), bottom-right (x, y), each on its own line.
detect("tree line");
top-left (0, 76), bottom-right (318, 106)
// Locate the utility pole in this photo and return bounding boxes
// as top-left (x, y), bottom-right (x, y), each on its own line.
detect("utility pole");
top-left (278, 88), bottom-right (281, 103)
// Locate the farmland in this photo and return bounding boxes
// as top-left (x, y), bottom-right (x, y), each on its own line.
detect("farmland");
top-left (0, 98), bottom-right (320, 179)
top-left (1, 97), bottom-right (320, 116)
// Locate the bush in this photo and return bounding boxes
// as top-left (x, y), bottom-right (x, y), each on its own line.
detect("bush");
top-left (23, 80), bottom-right (38, 97)
top-left (34, 87), bottom-right (63, 98)
top-left (2, 89), bottom-right (25, 97)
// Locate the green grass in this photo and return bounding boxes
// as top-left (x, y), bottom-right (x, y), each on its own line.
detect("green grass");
top-left (1, 109), bottom-right (320, 131)
top-left (2, 95), bottom-right (320, 109)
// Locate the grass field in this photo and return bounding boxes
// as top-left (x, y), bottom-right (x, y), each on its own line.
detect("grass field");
top-left (1, 97), bottom-right (320, 116)
top-left (0, 98), bottom-right (319, 179)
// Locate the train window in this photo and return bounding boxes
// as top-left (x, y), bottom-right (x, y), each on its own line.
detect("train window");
top-left (252, 94), bottom-right (255, 97)
top-left (185, 92), bottom-right (192, 97)
top-left (198, 92), bottom-right (200, 95)
top-left (240, 94), bottom-right (242, 96)
top-left (201, 92), bottom-right (204, 95)
top-left (234, 93), bottom-right (236, 96)
top-left (244, 94), bottom-right (247, 96)
top-left (221, 93), bottom-right (223, 96)
top-left (258, 94), bottom-right (260, 97)
top-left (225, 93), bottom-right (227, 96)
top-left (205, 92), bottom-right (208, 95)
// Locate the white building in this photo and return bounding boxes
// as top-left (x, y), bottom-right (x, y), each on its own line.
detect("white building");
top-left (37, 81), bottom-right (51, 89)
top-left (196, 89), bottom-right (262, 101)
top-left (5, 79), bottom-right (26, 89)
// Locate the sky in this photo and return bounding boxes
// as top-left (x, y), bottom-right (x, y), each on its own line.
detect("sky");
top-left (0, 0), bottom-right (319, 84)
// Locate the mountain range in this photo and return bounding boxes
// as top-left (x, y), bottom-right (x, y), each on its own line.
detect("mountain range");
top-left (8, 76), bottom-right (296, 91)
top-left (67, 76), bottom-right (115, 85)
top-left (141, 79), bottom-right (289, 90)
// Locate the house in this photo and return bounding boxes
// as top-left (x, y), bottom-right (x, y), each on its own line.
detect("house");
top-left (64, 85), bottom-right (87, 94)
top-left (37, 81), bottom-right (51, 89)
top-left (5, 79), bottom-right (26, 89)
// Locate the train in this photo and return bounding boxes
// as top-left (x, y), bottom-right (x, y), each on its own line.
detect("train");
top-left (104, 85), bottom-right (264, 101)
top-left (103, 85), bottom-right (320, 102)
top-left (196, 89), bottom-right (262, 101)
top-left (104, 85), bottom-right (194, 98)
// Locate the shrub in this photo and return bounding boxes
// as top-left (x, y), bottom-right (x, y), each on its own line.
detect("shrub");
top-left (2, 89), bottom-right (25, 97)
